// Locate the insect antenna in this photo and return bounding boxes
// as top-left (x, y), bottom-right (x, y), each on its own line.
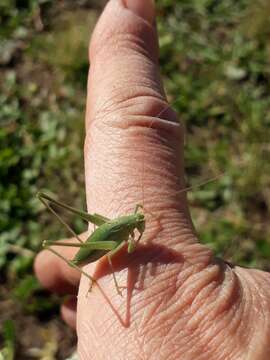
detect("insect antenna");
top-left (140, 97), bottom-right (224, 233)
top-left (138, 100), bottom-right (178, 240)
top-left (175, 172), bottom-right (225, 196)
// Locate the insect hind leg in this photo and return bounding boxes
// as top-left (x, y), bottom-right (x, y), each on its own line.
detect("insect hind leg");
top-left (43, 245), bottom-right (96, 291)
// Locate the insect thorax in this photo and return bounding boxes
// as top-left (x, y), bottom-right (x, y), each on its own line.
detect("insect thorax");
top-left (109, 212), bottom-right (145, 233)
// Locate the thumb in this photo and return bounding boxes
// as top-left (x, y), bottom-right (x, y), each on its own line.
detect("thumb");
top-left (84, 0), bottom-right (194, 241)
top-left (78, 0), bottom-right (211, 358)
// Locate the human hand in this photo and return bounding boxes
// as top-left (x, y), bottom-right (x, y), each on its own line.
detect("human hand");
top-left (35, 0), bottom-right (270, 359)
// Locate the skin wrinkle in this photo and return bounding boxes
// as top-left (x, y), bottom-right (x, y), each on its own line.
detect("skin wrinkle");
top-left (196, 342), bottom-right (234, 360)
top-left (106, 64), bottom-right (163, 97)
top-left (236, 270), bottom-right (255, 328)
top-left (201, 312), bottom-right (243, 359)
top-left (139, 315), bottom-right (173, 347)
top-left (152, 308), bottom-right (229, 360)
top-left (133, 264), bottom-right (243, 358)
top-left (85, 128), bottom-right (184, 212)
top-left (134, 269), bottom-right (180, 314)
top-left (168, 331), bottom-right (197, 360)
top-left (178, 243), bottom-right (213, 263)
top-left (160, 320), bottom-right (204, 360)
top-left (169, 326), bottom-right (221, 360)
top-left (133, 264), bottom-right (211, 334)
top-left (95, 33), bottom-right (152, 62)
top-left (87, 72), bottom-right (165, 126)
top-left (185, 271), bottom-right (237, 329)
top-left (215, 266), bottom-right (242, 313)
top-left (90, 111), bottom-right (180, 138)
top-left (154, 331), bottom-right (174, 360)
top-left (240, 267), bottom-right (265, 301)
top-left (86, 60), bottom-right (165, 114)
top-left (131, 68), bottom-right (164, 93)
top-left (85, 161), bottom-right (189, 235)
top-left (174, 261), bottom-right (205, 288)
top-left (91, 25), bottom-right (158, 65)
top-left (143, 194), bottom-right (185, 213)
top-left (87, 88), bottom-right (167, 130)
top-left (88, 91), bottom-right (181, 128)
top-left (196, 303), bottom-right (242, 355)
top-left (195, 292), bottom-right (242, 338)
top-left (101, 150), bottom-right (178, 186)
top-left (176, 265), bottom-right (219, 303)
top-left (167, 336), bottom-right (201, 360)
top-left (79, 319), bottom-right (98, 360)
top-left (85, 118), bottom-right (181, 163)
top-left (175, 278), bottom-right (220, 326)
top-left (165, 267), bottom-right (206, 309)
top-left (189, 266), bottom-right (237, 324)
top-left (143, 306), bottom-right (181, 342)
top-left (132, 141), bottom-right (178, 165)
top-left (149, 324), bottom-right (171, 357)
top-left (97, 262), bottom-right (179, 330)
top-left (180, 325), bottom-right (220, 360)
top-left (235, 268), bottom-right (270, 359)
top-left (139, 297), bottom-right (164, 329)
top-left (85, 84), bottom-right (150, 128)
top-left (133, 323), bottom-right (148, 360)
top-left (82, 310), bottom-right (121, 359)
top-left (87, 139), bottom-right (188, 221)
top-left (101, 89), bottom-right (164, 120)
top-left (184, 271), bottom-right (245, 359)
top-left (188, 276), bottom-right (221, 315)
top-left (98, 249), bottom-right (174, 302)
top-left (107, 331), bottom-right (126, 355)
top-left (127, 249), bottom-right (180, 292)
top-left (98, 313), bottom-right (118, 336)
top-left (140, 134), bottom-right (178, 152)
top-left (141, 158), bottom-right (178, 180)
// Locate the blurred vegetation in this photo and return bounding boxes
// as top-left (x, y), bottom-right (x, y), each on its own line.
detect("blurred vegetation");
top-left (158, 0), bottom-right (270, 268)
top-left (0, 0), bottom-right (269, 358)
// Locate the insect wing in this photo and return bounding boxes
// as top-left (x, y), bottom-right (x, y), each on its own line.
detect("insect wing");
top-left (72, 221), bottom-right (128, 265)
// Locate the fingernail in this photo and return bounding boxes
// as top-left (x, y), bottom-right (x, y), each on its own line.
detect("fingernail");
top-left (124, 0), bottom-right (155, 24)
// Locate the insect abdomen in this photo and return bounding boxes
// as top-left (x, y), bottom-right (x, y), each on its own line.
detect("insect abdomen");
top-left (72, 249), bottom-right (107, 265)
top-left (72, 220), bottom-right (131, 265)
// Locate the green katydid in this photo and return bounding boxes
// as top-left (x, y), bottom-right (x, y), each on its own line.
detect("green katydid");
top-left (37, 191), bottom-right (146, 296)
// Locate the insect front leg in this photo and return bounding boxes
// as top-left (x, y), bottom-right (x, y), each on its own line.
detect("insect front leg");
top-left (134, 204), bottom-right (143, 213)
top-left (134, 203), bottom-right (162, 235)
top-left (127, 231), bottom-right (136, 253)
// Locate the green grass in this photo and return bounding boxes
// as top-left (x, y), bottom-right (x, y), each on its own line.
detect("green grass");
top-left (157, 0), bottom-right (270, 269)
top-left (0, 0), bottom-right (270, 357)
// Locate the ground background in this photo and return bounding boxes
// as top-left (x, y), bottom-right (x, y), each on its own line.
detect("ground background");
top-left (1, 0), bottom-right (270, 358)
